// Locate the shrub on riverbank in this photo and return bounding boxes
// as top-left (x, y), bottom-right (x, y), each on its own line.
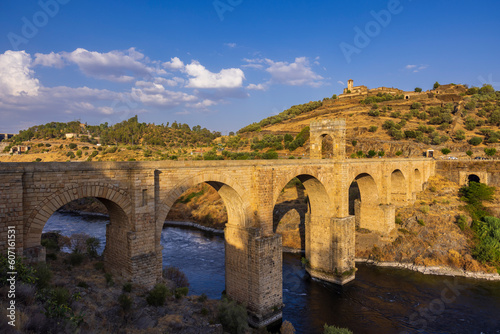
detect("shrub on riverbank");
top-left (324, 324), bottom-right (353, 334)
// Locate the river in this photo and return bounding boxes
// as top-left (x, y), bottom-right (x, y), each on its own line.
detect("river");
top-left (44, 211), bottom-right (500, 333)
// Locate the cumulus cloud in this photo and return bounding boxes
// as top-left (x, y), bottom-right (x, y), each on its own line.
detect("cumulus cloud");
top-left (131, 82), bottom-right (197, 107)
top-left (265, 57), bottom-right (324, 86)
top-left (247, 83), bottom-right (266, 91)
top-left (33, 52), bottom-right (65, 68)
top-left (0, 50), bottom-right (39, 97)
top-left (33, 47), bottom-right (153, 82)
top-left (163, 57), bottom-right (184, 70)
top-left (185, 61), bottom-right (245, 89)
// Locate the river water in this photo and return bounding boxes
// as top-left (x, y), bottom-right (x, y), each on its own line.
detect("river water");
top-left (44, 211), bottom-right (500, 334)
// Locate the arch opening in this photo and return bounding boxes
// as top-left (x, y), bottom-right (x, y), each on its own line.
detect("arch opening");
top-left (161, 180), bottom-right (247, 299)
top-left (32, 191), bottom-right (131, 278)
top-left (273, 177), bottom-right (307, 251)
top-left (320, 134), bottom-right (334, 159)
top-left (391, 169), bottom-right (407, 204)
top-left (414, 169), bottom-right (423, 192)
top-left (468, 174), bottom-right (480, 184)
top-left (349, 173), bottom-right (379, 231)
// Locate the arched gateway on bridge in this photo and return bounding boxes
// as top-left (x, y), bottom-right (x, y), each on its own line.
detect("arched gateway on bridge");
top-left (0, 120), bottom-right (434, 328)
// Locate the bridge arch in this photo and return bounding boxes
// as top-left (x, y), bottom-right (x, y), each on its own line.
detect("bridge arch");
top-left (25, 182), bottom-right (132, 249)
top-left (414, 168), bottom-right (423, 191)
top-left (391, 169), bottom-right (407, 204)
top-left (349, 173), bottom-right (382, 231)
top-left (158, 172), bottom-right (251, 230)
top-left (24, 182), bottom-right (133, 278)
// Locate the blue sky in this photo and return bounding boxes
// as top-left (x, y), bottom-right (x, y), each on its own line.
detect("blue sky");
top-left (1, 0), bottom-right (499, 133)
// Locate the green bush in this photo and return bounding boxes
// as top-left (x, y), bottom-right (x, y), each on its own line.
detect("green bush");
top-left (324, 324), bottom-right (353, 334)
top-left (175, 287), bottom-right (189, 299)
top-left (86, 237), bottom-right (100, 258)
top-left (105, 273), bottom-right (114, 286)
top-left (69, 143), bottom-right (77, 149)
top-left (69, 252), bottom-right (84, 266)
top-left (146, 283), bottom-right (169, 306)
top-left (118, 293), bottom-right (132, 312)
top-left (52, 287), bottom-right (70, 306)
top-left (35, 263), bottom-right (53, 289)
top-left (441, 148), bottom-right (451, 155)
top-left (218, 298), bottom-right (249, 334)
top-left (122, 282), bottom-right (132, 293)
top-left (77, 281), bottom-right (89, 289)
top-left (368, 126), bottom-right (378, 132)
top-left (163, 266), bottom-right (190, 288)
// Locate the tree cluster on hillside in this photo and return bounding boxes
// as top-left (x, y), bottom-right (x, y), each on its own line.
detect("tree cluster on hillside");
top-left (238, 101), bottom-right (322, 133)
top-left (8, 116), bottom-right (221, 148)
top-left (366, 84), bottom-right (499, 144)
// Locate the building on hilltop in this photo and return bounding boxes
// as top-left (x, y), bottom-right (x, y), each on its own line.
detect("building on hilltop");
top-left (339, 79), bottom-right (402, 99)
top-left (343, 79), bottom-right (368, 95)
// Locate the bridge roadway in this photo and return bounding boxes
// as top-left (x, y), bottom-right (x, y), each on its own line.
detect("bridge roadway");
top-left (0, 158), bottom-right (434, 326)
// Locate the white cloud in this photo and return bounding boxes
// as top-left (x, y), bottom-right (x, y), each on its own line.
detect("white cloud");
top-left (32, 47), bottom-right (154, 82)
top-left (337, 80), bottom-right (345, 86)
top-left (247, 83), bottom-right (266, 91)
top-left (0, 50), bottom-right (39, 97)
top-left (225, 43), bottom-right (237, 48)
top-left (131, 85), bottom-right (197, 107)
top-left (265, 57), bottom-right (324, 86)
top-left (405, 64), bottom-right (429, 73)
top-left (33, 52), bottom-right (65, 68)
top-left (98, 106), bottom-right (114, 115)
top-left (242, 63), bottom-right (264, 69)
top-left (163, 57), bottom-right (184, 70)
top-left (185, 61), bottom-right (245, 89)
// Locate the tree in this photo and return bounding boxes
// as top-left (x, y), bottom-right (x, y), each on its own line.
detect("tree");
top-left (454, 130), bottom-right (466, 141)
top-left (466, 150), bottom-right (473, 157)
top-left (484, 148), bottom-right (497, 156)
top-left (433, 81), bottom-right (440, 89)
top-left (331, 94), bottom-right (337, 99)
top-left (368, 150), bottom-right (376, 158)
top-left (414, 87), bottom-right (422, 92)
top-left (441, 148), bottom-right (451, 155)
top-left (395, 150), bottom-right (403, 156)
top-left (469, 137), bottom-right (483, 146)
top-left (351, 140), bottom-right (357, 147)
top-left (378, 150), bottom-right (385, 157)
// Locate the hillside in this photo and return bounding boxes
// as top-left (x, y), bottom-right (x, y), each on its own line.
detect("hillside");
top-left (2, 82), bottom-right (500, 163)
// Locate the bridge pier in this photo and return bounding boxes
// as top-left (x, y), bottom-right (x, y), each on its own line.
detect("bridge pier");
top-left (225, 224), bottom-right (283, 327)
top-left (355, 202), bottom-right (396, 235)
top-left (305, 214), bottom-right (356, 285)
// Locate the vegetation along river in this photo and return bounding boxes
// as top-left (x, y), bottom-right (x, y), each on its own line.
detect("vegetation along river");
top-left (44, 211), bottom-right (500, 333)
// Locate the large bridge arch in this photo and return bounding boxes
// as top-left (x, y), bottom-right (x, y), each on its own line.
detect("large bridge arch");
top-left (24, 182), bottom-right (133, 278)
top-left (158, 172), bottom-right (252, 230)
top-left (25, 182), bottom-right (132, 249)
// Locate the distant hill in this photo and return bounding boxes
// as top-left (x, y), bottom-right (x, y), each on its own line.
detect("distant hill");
top-left (2, 82), bottom-right (499, 162)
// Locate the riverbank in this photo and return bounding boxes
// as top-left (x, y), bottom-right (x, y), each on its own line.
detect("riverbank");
top-left (356, 258), bottom-right (500, 281)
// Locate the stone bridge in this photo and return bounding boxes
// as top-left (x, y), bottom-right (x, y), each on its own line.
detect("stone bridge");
top-left (0, 120), bottom-right (436, 326)
top-left (0, 157), bottom-right (433, 326)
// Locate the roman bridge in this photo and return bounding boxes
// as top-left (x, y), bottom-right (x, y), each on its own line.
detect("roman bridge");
top-left (0, 157), bottom-right (434, 326)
